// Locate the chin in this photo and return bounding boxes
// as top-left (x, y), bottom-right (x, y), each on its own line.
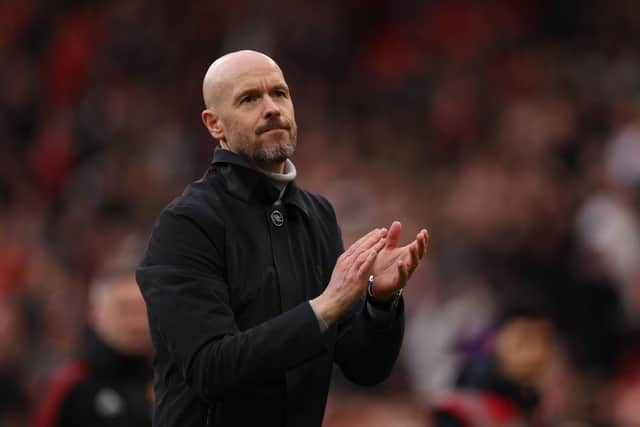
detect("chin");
top-left (253, 141), bottom-right (296, 163)
top-left (254, 153), bottom-right (289, 165)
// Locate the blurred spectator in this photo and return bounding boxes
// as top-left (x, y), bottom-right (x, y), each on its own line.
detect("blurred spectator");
top-left (611, 358), bottom-right (640, 427)
top-left (576, 120), bottom-right (640, 324)
top-left (430, 295), bottom-right (554, 426)
top-left (0, 295), bottom-right (29, 376)
top-left (0, 374), bottom-right (29, 427)
top-left (403, 247), bottom-right (495, 401)
top-left (31, 237), bottom-right (152, 427)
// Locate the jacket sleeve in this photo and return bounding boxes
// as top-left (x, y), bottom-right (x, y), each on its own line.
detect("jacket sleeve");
top-left (137, 206), bottom-right (327, 403)
top-left (334, 296), bottom-right (405, 386)
top-left (319, 197), bottom-right (405, 386)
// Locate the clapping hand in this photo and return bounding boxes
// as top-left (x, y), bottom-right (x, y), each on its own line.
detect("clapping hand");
top-left (370, 221), bottom-right (429, 300)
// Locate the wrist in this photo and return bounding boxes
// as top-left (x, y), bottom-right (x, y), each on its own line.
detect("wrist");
top-left (310, 294), bottom-right (339, 327)
top-left (367, 275), bottom-right (402, 310)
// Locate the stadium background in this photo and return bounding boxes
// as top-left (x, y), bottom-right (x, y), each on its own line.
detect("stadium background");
top-left (2, 0), bottom-right (640, 425)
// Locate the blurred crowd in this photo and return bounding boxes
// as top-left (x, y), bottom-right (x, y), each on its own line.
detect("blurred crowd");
top-left (2, 0), bottom-right (640, 425)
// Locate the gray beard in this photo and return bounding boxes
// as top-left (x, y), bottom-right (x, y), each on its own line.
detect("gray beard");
top-left (249, 139), bottom-right (296, 164)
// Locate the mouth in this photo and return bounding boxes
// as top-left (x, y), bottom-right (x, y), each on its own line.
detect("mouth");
top-left (262, 128), bottom-right (286, 134)
top-left (257, 124), bottom-right (289, 135)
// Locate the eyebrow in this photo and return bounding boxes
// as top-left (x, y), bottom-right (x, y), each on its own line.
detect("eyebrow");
top-left (232, 83), bottom-right (289, 104)
top-left (233, 88), bottom-right (260, 104)
top-left (270, 83), bottom-right (289, 93)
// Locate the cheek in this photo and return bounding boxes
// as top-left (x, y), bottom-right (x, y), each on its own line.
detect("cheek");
top-left (229, 111), bottom-right (258, 130)
top-left (289, 112), bottom-right (298, 137)
top-left (285, 104), bottom-right (296, 122)
top-left (226, 116), bottom-right (258, 143)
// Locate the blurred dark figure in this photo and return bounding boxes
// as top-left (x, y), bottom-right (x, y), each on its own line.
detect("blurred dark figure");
top-left (431, 296), bottom-right (554, 427)
top-left (32, 238), bottom-right (153, 427)
top-left (606, 333), bottom-right (640, 427)
top-left (0, 374), bottom-right (29, 427)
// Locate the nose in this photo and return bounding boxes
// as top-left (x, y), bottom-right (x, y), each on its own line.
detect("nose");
top-left (263, 95), bottom-right (281, 119)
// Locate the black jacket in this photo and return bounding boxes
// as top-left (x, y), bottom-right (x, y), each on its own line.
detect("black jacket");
top-left (136, 149), bottom-right (404, 427)
top-left (33, 329), bottom-right (152, 427)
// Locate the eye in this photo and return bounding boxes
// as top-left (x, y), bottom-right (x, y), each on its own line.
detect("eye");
top-left (273, 89), bottom-right (288, 98)
top-left (240, 94), bottom-right (257, 104)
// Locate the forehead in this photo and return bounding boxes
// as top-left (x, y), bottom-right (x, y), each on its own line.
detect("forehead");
top-left (504, 318), bottom-right (551, 335)
top-left (235, 68), bottom-right (286, 87)
top-left (224, 63), bottom-right (287, 95)
top-left (227, 67), bottom-right (286, 95)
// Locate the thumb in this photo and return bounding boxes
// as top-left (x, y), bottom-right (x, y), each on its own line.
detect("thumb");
top-left (386, 221), bottom-right (402, 249)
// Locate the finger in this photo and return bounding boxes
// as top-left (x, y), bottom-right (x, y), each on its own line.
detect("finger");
top-left (342, 228), bottom-right (382, 262)
top-left (410, 229), bottom-right (428, 259)
top-left (349, 247), bottom-right (375, 281)
top-left (414, 232), bottom-right (425, 259)
top-left (353, 228), bottom-right (387, 251)
top-left (385, 221), bottom-right (402, 249)
top-left (356, 249), bottom-right (377, 280)
top-left (407, 243), bottom-right (420, 276)
top-left (372, 237), bottom-right (386, 254)
top-left (396, 260), bottom-right (409, 288)
top-left (343, 230), bottom-right (373, 257)
top-left (358, 228), bottom-right (387, 252)
top-left (421, 229), bottom-right (429, 257)
top-left (341, 231), bottom-right (384, 273)
top-left (345, 228), bottom-right (386, 262)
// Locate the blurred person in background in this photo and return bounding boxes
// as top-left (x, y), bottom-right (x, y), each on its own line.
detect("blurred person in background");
top-left (431, 294), bottom-right (554, 427)
top-left (0, 295), bottom-right (30, 380)
top-left (576, 121), bottom-right (640, 325)
top-left (604, 338), bottom-right (640, 427)
top-left (0, 374), bottom-right (29, 427)
top-left (0, 293), bottom-right (31, 427)
top-left (403, 247), bottom-right (496, 402)
top-left (32, 237), bottom-right (153, 427)
top-left (610, 369), bottom-right (640, 427)
top-left (137, 50), bottom-right (429, 427)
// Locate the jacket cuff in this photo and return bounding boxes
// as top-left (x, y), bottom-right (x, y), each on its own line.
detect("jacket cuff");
top-left (365, 297), bottom-right (404, 330)
top-left (366, 300), bottom-right (396, 327)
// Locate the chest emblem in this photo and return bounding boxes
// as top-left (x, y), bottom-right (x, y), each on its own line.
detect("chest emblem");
top-left (270, 210), bottom-right (285, 227)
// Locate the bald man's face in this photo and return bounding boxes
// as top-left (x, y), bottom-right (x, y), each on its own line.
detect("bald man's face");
top-left (202, 54), bottom-right (297, 170)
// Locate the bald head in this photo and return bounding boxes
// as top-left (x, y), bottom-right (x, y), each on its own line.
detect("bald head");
top-left (200, 50), bottom-right (297, 172)
top-left (202, 50), bottom-right (283, 109)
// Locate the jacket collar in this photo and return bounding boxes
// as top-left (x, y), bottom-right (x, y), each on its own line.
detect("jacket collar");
top-left (210, 148), bottom-right (309, 215)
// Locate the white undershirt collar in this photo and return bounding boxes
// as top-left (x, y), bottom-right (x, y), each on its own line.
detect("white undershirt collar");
top-left (261, 159), bottom-right (297, 198)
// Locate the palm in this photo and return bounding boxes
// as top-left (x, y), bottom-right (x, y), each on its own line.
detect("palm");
top-left (372, 246), bottom-right (409, 293)
top-left (371, 222), bottom-right (428, 298)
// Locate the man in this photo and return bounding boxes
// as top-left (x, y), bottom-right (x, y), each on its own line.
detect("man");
top-left (431, 299), bottom-right (554, 427)
top-left (33, 240), bottom-right (153, 427)
top-left (136, 50), bottom-right (429, 427)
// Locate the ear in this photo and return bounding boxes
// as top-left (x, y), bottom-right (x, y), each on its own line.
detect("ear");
top-left (201, 109), bottom-right (225, 140)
